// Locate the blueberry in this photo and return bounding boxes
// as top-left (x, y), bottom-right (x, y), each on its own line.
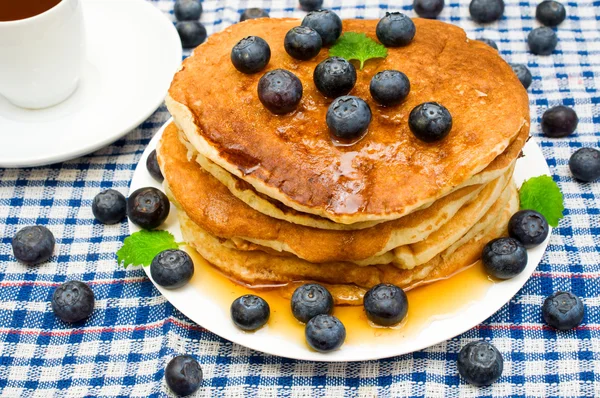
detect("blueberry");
top-left (240, 8), bottom-right (269, 22)
top-left (301, 10), bottom-right (343, 47)
top-left (151, 249), bottom-right (194, 289)
top-left (370, 70), bottom-right (410, 107)
top-left (541, 105), bottom-right (578, 138)
top-left (482, 237), bottom-right (527, 280)
top-left (457, 341), bottom-right (503, 386)
top-left (12, 226), bottom-right (55, 265)
top-left (408, 102), bottom-right (452, 143)
top-left (92, 189), bottom-right (127, 225)
top-left (230, 36), bottom-right (271, 75)
top-left (528, 27), bottom-right (557, 55)
top-left (313, 57), bottom-right (357, 98)
top-left (230, 295), bottom-right (270, 331)
top-left (165, 355), bottom-right (203, 396)
top-left (536, 1), bottom-right (566, 27)
top-left (363, 284), bottom-right (408, 326)
top-left (146, 149), bottom-right (164, 182)
top-left (284, 26), bottom-right (323, 60)
top-left (477, 38), bottom-right (498, 50)
top-left (376, 12), bottom-right (415, 47)
top-left (258, 69), bottom-right (303, 114)
top-left (508, 210), bottom-right (549, 248)
top-left (299, 0), bottom-right (323, 12)
top-left (542, 291), bottom-right (584, 330)
top-left (291, 283), bottom-right (334, 323)
top-left (176, 21), bottom-right (207, 49)
top-left (413, 0), bottom-right (444, 19)
top-left (510, 63), bottom-right (532, 89)
top-left (174, 0), bottom-right (202, 21)
top-left (469, 0), bottom-right (504, 23)
top-left (569, 147), bottom-right (600, 182)
top-left (127, 187), bottom-right (170, 230)
top-left (305, 314), bottom-right (346, 352)
top-left (326, 96), bottom-right (372, 142)
top-left (51, 281), bottom-right (95, 323)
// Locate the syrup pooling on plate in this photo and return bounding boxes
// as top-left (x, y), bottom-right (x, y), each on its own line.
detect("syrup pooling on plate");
top-left (185, 247), bottom-right (493, 345)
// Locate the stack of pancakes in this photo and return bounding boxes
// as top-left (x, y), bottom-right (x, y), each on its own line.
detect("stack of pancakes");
top-left (158, 18), bottom-right (530, 305)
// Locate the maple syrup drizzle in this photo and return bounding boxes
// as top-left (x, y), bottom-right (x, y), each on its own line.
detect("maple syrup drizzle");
top-left (185, 248), bottom-right (494, 345)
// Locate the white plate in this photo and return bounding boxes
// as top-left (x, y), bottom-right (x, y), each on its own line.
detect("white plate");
top-left (130, 120), bottom-right (551, 362)
top-left (0, 0), bottom-right (181, 168)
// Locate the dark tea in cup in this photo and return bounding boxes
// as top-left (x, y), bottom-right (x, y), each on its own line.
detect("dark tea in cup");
top-left (0, 0), bottom-right (62, 22)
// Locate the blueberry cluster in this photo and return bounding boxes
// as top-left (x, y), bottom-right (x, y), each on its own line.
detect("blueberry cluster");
top-left (173, 0), bottom-right (207, 49)
top-left (230, 10), bottom-right (456, 146)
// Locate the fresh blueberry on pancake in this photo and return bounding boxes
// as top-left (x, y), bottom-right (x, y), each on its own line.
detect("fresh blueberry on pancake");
top-left (326, 96), bottom-right (372, 142)
top-left (231, 36), bottom-right (271, 74)
top-left (291, 283), bottom-right (334, 323)
top-left (176, 21), bottom-right (207, 49)
top-left (413, 0), bottom-right (445, 19)
top-left (165, 355), bottom-right (203, 396)
top-left (174, 0), bottom-right (202, 21)
top-left (457, 341), bottom-right (503, 386)
top-left (408, 102), bottom-right (452, 143)
top-left (284, 26), bottom-right (323, 60)
top-left (92, 189), bottom-right (127, 225)
top-left (313, 56), bottom-right (356, 98)
top-left (536, 0), bottom-right (566, 27)
top-left (146, 149), bottom-right (164, 182)
top-left (369, 70), bottom-right (410, 107)
top-left (305, 314), bottom-right (346, 352)
top-left (12, 225), bottom-right (55, 265)
top-left (258, 69), bottom-right (303, 114)
top-left (127, 187), bottom-right (170, 230)
top-left (508, 210), bottom-right (549, 248)
top-left (510, 64), bottom-right (532, 89)
top-left (482, 237), bottom-right (527, 279)
top-left (477, 38), bottom-right (498, 50)
top-left (299, 0), bottom-right (323, 12)
top-left (541, 105), bottom-right (578, 138)
top-left (230, 295), bottom-right (270, 331)
top-left (542, 291), bottom-right (584, 330)
top-left (301, 10), bottom-right (343, 47)
top-left (51, 281), bottom-right (95, 323)
top-left (363, 284), bottom-right (408, 326)
top-left (150, 249), bottom-right (194, 289)
top-left (569, 147), bottom-right (600, 182)
top-left (527, 27), bottom-right (557, 55)
top-left (469, 0), bottom-right (504, 23)
top-left (239, 8), bottom-right (269, 22)
top-left (376, 12), bottom-right (416, 47)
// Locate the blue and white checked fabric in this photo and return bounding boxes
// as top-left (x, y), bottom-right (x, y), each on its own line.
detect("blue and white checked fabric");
top-left (0, 0), bottom-right (599, 396)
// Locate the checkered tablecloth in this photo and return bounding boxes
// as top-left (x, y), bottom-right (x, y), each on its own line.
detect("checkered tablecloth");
top-left (0, 0), bottom-right (599, 396)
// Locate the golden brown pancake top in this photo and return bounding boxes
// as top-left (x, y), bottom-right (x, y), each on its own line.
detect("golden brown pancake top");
top-left (169, 18), bottom-right (529, 221)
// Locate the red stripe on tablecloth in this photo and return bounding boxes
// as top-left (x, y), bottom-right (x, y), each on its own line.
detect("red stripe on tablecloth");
top-left (0, 318), bottom-right (206, 337)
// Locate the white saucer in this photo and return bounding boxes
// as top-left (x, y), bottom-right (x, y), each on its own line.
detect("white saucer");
top-left (0, 0), bottom-right (181, 168)
top-left (129, 120), bottom-right (552, 362)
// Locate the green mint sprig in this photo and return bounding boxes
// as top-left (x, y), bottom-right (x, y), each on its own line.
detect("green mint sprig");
top-left (519, 175), bottom-right (564, 228)
top-left (117, 230), bottom-right (182, 268)
top-left (329, 32), bottom-right (388, 70)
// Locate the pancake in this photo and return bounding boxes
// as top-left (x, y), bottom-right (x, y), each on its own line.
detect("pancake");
top-left (179, 180), bottom-right (519, 305)
top-left (158, 123), bottom-right (510, 265)
top-left (167, 17), bottom-right (529, 224)
top-left (183, 121), bottom-right (527, 230)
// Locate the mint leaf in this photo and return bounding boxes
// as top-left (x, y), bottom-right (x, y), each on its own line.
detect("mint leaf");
top-left (519, 175), bottom-right (564, 227)
top-left (117, 230), bottom-right (181, 268)
top-left (329, 32), bottom-right (388, 70)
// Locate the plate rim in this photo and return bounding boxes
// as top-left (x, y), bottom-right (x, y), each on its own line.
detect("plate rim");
top-left (0, 0), bottom-right (182, 168)
top-left (129, 119), bottom-right (552, 362)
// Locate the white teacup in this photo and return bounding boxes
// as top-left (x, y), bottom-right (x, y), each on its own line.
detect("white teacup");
top-left (0, 0), bottom-right (85, 109)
